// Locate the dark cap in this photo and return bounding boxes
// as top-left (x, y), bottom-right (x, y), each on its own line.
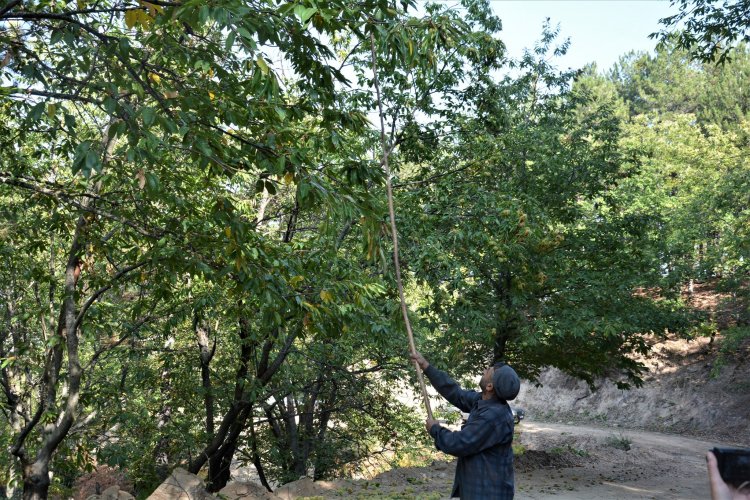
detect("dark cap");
top-left (492, 363), bottom-right (520, 401)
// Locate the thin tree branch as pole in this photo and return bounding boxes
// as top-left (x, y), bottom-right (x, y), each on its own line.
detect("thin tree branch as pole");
top-left (369, 31), bottom-right (432, 420)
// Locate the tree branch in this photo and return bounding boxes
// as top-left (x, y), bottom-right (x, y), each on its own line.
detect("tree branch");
top-left (0, 0), bottom-right (22, 18)
top-left (74, 260), bottom-right (149, 331)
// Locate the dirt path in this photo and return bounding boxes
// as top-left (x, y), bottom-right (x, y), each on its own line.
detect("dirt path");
top-left (254, 420), bottom-right (742, 499)
top-left (515, 421), bottom-right (724, 499)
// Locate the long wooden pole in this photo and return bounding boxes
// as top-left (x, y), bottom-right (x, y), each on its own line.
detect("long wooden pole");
top-left (370, 32), bottom-right (433, 420)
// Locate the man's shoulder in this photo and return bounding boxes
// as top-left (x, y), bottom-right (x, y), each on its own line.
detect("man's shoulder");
top-left (474, 399), bottom-right (513, 420)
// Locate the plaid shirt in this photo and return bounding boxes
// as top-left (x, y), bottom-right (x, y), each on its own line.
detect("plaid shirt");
top-left (425, 365), bottom-right (515, 499)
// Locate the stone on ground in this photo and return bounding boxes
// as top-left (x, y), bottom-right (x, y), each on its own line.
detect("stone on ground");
top-left (86, 485), bottom-right (135, 500)
top-left (274, 477), bottom-right (334, 499)
top-left (146, 467), bottom-right (214, 500)
top-left (218, 481), bottom-right (279, 499)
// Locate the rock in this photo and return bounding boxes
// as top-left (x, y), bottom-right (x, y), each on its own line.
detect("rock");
top-left (103, 485), bottom-right (135, 500)
top-left (86, 485), bottom-right (135, 500)
top-left (219, 481), bottom-right (279, 499)
top-left (274, 477), bottom-right (331, 499)
top-left (147, 467), bottom-right (214, 500)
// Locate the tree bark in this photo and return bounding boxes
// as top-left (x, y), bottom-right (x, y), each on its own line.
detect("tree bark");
top-left (249, 415), bottom-right (273, 492)
top-left (22, 461), bottom-right (50, 500)
top-left (188, 318), bottom-right (301, 490)
top-left (18, 121), bottom-right (119, 499)
top-left (194, 317), bottom-right (216, 436)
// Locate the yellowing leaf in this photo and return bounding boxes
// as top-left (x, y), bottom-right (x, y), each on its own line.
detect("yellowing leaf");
top-left (0, 51), bottom-right (12, 68)
top-left (46, 103), bottom-right (56, 118)
top-left (320, 290), bottom-right (333, 303)
top-left (283, 172), bottom-right (294, 185)
top-left (256, 56), bottom-right (269, 76)
top-left (224, 227), bottom-right (232, 238)
top-left (140, 0), bottom-right (163, 14)
top-left (124, 10), bottom-right (138, 28)
top-left (148, 72), bottom-right (161, 84)
top-left (136, 169), bottom-right (146, 189)
top-left (138, 9), bottom-right (154, 28)
top-left (163, 90), bottom-right (179, 99)
top-left (290, 275), bottom-right (304, 287)
top-left (208, 90), bottom-right (215, 101)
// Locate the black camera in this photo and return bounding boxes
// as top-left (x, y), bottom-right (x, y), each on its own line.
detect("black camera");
top-left (712, 447), bottom-right (750, 488)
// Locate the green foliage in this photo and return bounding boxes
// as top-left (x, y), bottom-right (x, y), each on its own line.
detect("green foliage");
top-left (1, 0), bottom-right (748, 496)
top-left (397, 23), bottom-right (668, 387)
top-left (652, 0), bottom-right (750, 64)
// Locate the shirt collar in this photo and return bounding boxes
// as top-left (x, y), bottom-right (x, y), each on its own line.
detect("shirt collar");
top-left (476, 397), bottom-right (505, 409)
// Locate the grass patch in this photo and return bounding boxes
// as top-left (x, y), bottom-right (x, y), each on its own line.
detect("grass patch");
top-left (605, 433), bottom-right (632, 451)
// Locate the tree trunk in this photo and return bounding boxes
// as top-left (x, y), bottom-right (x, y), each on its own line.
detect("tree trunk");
top-left (312, 381), bottom-right (336, 481)
top-left (249, 415), bottom-right (273, 492)
top-left (22, 461), bottom-right (50, 500)
top-left (205, 404), bottom-right (251, 491)
top-left (14, 120), bottom-right (120, 500)
top-left (194, 317), bottom-right (215, 436)
top-left (153, 353), bottom-right (173, 478)
top-left (188, 317), bottom-right (300, 488)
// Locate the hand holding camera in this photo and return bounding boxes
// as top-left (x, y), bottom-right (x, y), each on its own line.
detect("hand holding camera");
top-left (707, 448), bottom-right (750, 500)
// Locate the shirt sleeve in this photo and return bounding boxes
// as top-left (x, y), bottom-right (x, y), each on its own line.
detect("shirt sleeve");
top-left (423, 365), bottom-right (481, 413)
top-left (429, 407), bottom-right (512, 457)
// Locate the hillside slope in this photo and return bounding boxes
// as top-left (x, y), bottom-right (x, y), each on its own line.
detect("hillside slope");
top-left (514, 334), bottom-right (750, 445)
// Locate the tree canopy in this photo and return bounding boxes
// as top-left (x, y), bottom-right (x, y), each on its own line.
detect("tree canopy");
top-left (1, 0), bottom-right (748, 498)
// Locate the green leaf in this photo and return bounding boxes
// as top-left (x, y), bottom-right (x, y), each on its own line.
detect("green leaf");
top-left (85, 150), bottom-right (101, 175)
top-left (141, 107), bottom-right (155, 127)
top-left (64, 113), bottom-right (76, 131)
top-left (199, 5), bottom-right (210, 23)
top-left (145, 172), bottom-right (159, 191)
top-left (294, 5), bottom-right (317, 22)
top-left (27, 102), bottom-right (45, 122)
top-left (104, 97), bottom-right (118, 114)
top-left (237, 27), bottom-right (253, 40)
top-left (297, 181), bottom-right (310, 201)
top-left (72, 140), bottom-right (93, 175)
top-left (225, 30), bottom-right (237, 51)
top-left (50, 29), bottom-right (64, 45)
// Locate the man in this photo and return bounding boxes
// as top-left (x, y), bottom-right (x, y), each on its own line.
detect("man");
top-left (411, 351), bottom-right (520, 499)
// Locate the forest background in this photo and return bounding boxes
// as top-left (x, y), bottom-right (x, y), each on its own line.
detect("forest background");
top-left (0, 0), bottom-right (748, 498)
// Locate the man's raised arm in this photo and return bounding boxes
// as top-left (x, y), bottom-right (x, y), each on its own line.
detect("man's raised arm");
top-left (411, 351), bottom-right (480, 414)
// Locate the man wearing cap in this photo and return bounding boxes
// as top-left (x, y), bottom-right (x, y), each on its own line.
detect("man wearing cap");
top-left (411, 351), bottom-right (519, 499)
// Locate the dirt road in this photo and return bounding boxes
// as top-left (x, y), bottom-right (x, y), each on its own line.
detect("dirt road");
top-left (248, 420), bottom-right (743, 499)
top-left (515, 421), bottom-right (729, 499)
